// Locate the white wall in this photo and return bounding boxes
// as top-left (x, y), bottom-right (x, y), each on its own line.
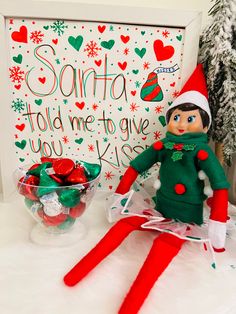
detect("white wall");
top-left (34, 0), bottom-right (212, 28)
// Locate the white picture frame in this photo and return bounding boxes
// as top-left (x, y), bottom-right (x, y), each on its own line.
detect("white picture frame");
top-left (0, 1), bottom-right (202, 200)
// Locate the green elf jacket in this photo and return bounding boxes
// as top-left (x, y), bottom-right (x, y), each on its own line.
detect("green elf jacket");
top-left (130, 132), bottom-right (230, 225)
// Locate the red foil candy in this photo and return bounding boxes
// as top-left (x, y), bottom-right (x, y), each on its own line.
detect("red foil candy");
top-left (66, 168), bottom-right (88, 184)
top-left (18, 175), bottom-right (39, 200)
top-left (49, 174), bottom-right (64, 184)
top-left (69, 202), bottom-right (86, 218)
top-left (38, 209), bottom-right (67, 226)
top-left (18, 176), bottom-right (27, 196)
top-left (53, 158), bottom-right (75, 177)
top-left (28, 163), bottom-right (41, 171)
top-left (40, 157), bottom-right (60, 164)
top-left (24, 175), bottom-right (40, 200)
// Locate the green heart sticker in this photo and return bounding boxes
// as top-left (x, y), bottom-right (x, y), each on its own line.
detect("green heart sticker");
top-left (158, 116), bottom-right (166, 127)
top-left (68, 35), bottom-right (84, 51)
top-left (176, 35), bottom-right (182, 41)
top-left (141, 31), bottom-right (145, 35)
top-left (19, 158), bottom-right (25, 162)
top-left (135, 47), bottom-right (146, 58)
top-left (15, 140), bottom-right (27, 150)
top-left (132, 69), bottom-right (139, 74)
top-left (13, 54), bottom-right (23, 64)
top-left (43, 26), bottom-right (49, 30)
top-left (121, 198), bottom-right (128, 206)
top-left (118, 107), bottom-right (122, 111)
top-left (75, 138), bottom-right (84, 144)
top-left (145, 107), bottom-right (150, 112)
top-left (35, 99), bottom-right (42, 106)
top-left (101, 40), bottom-right (115, 50)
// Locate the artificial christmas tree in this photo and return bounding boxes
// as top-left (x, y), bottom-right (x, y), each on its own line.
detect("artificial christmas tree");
top-left (199, 0), bottom-right (236, 165)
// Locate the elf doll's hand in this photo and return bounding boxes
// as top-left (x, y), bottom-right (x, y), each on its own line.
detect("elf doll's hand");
top-left (208, 219), bottom-right (226, 252)
top-left (207, 189), bottom-right (228, 252)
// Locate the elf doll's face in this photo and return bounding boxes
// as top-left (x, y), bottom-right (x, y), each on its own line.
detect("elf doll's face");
top-left (167, 108), bottom-right (208, 136)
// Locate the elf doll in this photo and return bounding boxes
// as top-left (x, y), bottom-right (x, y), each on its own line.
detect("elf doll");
top-left (64, 64), bottom-right (230, 314)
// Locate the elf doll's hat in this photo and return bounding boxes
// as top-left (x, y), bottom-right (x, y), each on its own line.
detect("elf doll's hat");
top-left (166, 64), bottom-right (211, 126)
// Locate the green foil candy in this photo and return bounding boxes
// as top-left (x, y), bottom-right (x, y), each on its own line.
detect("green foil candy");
top-left (57, 216), bottom-right (75, 230)
top-left (58, 189), bottom-right (81, 207)
top-left (80, 161), bottom-right (101, 181)
top-left (37, 169), bottom-right (60, 197)
top-left (27, 162), bottom-right (52, 177)
top-left (24, 197), bottom-right (35, 209)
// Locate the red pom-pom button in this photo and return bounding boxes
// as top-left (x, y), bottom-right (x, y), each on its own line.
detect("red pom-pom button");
top-left (197, 150), bottom-right (209, 161)
top-left (174, 183), bottom-right (186, 195)
top-left (153, 141), bottom-right (163, 151)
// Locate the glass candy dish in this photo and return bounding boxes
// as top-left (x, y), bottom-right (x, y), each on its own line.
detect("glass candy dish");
top-left (14, 158), bottom-right (101, 246)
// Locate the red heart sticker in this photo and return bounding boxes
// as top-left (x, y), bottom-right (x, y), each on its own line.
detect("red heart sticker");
top-left (153, 40), bottom-right (175, 61)
top-left (95, 59), bottom-right (102, 66)
top-left (14, 84), bottom-right (21, 90)
top-left (52, 39), bottom-right (58, 45)
top-left (11, 26), bottom-right (28, 43)
top-left (118, 61), bottom-right (127, 71)
top-left (120, 35), bottom-right (130, 44)
top-left (131, 90), bottom-right (136, 96)
top-left (15, 124), bottom-right (25, 131)
top-left (38, 77), bottom-right (46, 84)
top-left (170, 82), bottom-right (176, 87)
top-left (98, 25), bottom-right (106, 33)
top-left (75, 102), bottom-right (85, 110)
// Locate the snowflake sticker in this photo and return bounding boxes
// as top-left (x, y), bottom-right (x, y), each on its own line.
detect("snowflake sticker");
top-left (135, 81), bottom-right (141, 88)
top-left (155, 105), bottom-right (164, 114)
top-left (105, 171), bottom-right (114, 180)
top-left (154, 131), bottom-right (162, 140)
top-left (30, 31), bottom-right (44, 44)
top-left (50, 20), bottom-right (68, 36)
top-left (139, 170), bottom-right (151, 180)
top-left (62, 136), bottom-right (69, 144)
top-left (143, 62), bottom-right (150, 70)
top-left (9, 66), bottom-right (24, 83)
top-left (123, 48), bottom-right (129, 55)
top-left (84, 40), bottom-right (101, 57)
top-left (88, 144), bottom-right (95, 152)
top-left (130, 103), bottom-right (139, 112)
top-left (11, 98), bottom-right (25, 113)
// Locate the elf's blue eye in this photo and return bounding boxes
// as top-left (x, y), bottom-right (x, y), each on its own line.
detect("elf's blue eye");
top-left (173, 114), bottom-right (180, 122)
top-left (188, 115), bottom-right (196, 123)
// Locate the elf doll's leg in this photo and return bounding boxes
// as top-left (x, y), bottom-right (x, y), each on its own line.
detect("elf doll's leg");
top-left (119, 233), bottom-right (185, 314)
top-left (64, 216), bottom-right (148, 286)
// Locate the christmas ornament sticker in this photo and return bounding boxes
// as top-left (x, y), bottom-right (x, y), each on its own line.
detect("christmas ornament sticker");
top-left (7, 18), bottom-right (184, 190)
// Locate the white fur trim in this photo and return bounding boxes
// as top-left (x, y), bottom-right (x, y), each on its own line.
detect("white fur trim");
top-left (153, 179), bottom-right (161, 190)
top-left (204, 186), bottom-right (213, 197)
top-left (167, 91), bottom-right (211, 127)
top-left (208, 219), bottom-right (226, 249)
top-left (198, 170), bottom-right (207, 180)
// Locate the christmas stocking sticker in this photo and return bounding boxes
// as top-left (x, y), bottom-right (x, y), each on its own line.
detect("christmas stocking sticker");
top-left (140, 64), bottom-right (179, 102)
